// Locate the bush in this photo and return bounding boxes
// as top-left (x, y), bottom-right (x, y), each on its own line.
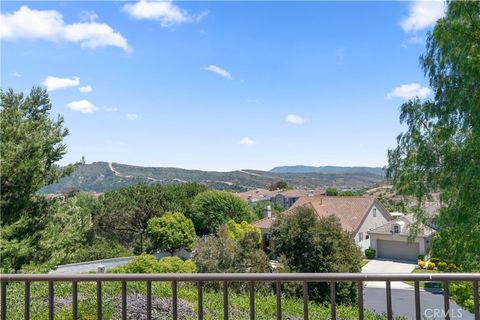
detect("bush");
top-left (365, 248), bottom-right (376, 259)
top-left (157, 257), bottom-right (196, 273)
top-left (430, 257), bottom-right (441, 265)
top-left (437, 261), bottom-right (448, 271)
top-left (417, 255), bottom-right (425, 261)
top-left (427, 261), bottom-right (436, 270)
top-left (450, 282), bottom-right (476, 314)
top-left (418, 260), bottom-right (426, 268)
top-left (226, 220), bottom-right (261, 243)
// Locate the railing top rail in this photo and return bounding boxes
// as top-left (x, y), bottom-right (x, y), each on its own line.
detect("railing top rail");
top-left (1, 273), bottom-right (479, 282)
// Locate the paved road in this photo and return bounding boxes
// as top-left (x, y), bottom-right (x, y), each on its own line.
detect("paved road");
top-left (364, 287), bottom-right (474, 319)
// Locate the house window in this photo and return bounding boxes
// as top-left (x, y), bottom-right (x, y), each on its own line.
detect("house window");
top-left (359, 232), bottom-right (363, 242)
top-left (366, 235), bottom-right (369, 240)
top-left (373, 208), bottom-right (377, 217)
top-left (393, 225), bottom-right (400, 233)
top-left (263, 233), bottom-right (271, 248)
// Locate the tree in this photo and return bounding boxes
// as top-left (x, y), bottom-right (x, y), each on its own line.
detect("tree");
top-left (190, 190), bottom-right (253, 235)
top-left (147, 212), bottom-right (196, 255)
top-left (386, 1), bottom-right (480, 270)
top-left (268, 180), bottom-right (288, 191)
top-left (225, 220), bottom-right (261, 243)
top-left (271, 207), bottom-right (362, 304)
top-left (325, 187), bottom-right (339, 196)
top-left (0, 87), bottom-right (79, 225)
top-left (157, 256), bottom-right (196, 273)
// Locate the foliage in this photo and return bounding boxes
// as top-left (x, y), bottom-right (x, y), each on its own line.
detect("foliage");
top-left (146, 212), bottom-right (196, 255)
top-left (325, 187), bottom-right (339, 196)
top-left (225, 220), bottom-right (261, 243)
top-left (418, 261), bottom-right (426, 268)
top-left (271, 207), bottom-right (363, 304)
top-left (190, 190), bottom-right (253, 235)
top-left (194, 225), bottom-right (269, 274)
top-left (450, 282), bottom-right (477, 314)
top-left (268, 180), bottom-right (288, 191)
top-left (386, 1), bottom-right (480, 270)
top-left (365, 248), bottom-right (376, 259)
top-left (157, 256), bottom-right (196, 273)
top-left (437, 261), bottom-right (448, 271)
top-left (0, 87), bottom-right (80, 225)
top-left (417, 255), bottom-right (425, 261)
top-left (427, 261), bottom-right (435, 270)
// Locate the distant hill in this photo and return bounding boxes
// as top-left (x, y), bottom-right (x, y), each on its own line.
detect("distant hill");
top-left (270, 165), bottom-right (384, 176)
top-left (40, 161), bottom-right (385, 194)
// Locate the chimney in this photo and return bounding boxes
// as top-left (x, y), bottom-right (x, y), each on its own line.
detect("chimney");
top-left (264, 205), bottom-right (272, 218)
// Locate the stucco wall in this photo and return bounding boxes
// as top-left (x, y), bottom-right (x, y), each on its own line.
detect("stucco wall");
top-left (354, 203), bottom-right (391, 251)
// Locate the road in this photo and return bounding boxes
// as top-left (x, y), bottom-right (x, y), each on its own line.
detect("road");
top-left (364, 287), bottom-right (474, 319)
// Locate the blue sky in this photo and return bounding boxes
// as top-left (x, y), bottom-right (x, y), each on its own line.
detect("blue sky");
top-left (1, 1), bottom-right (445, 171)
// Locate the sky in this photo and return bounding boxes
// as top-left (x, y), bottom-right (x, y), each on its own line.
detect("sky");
top-left (0, 0), bottom-right (445, 171)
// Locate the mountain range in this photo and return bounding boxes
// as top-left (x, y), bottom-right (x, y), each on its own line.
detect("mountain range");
top-left (40, 162), bottom-right (385, 194)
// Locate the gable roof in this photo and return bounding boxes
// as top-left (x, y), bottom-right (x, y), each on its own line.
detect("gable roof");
top-left (253, 195), bottom-right (391, 233)
top-left (368, 214), bottom-right (435, 237)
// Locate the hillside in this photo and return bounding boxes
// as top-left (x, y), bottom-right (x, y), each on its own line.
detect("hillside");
top-left (40, 162), bottom-right (385, 194)
top-left (270, 165), bottom-right (384, 176)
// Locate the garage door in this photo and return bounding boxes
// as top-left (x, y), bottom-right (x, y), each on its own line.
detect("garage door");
top-left (377, 239), bottom-right (419, 261)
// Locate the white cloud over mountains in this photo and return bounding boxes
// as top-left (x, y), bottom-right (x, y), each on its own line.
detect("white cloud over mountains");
top-left (42, 76), bottom-right (80, 91)
top-left (401, 0), bottom-right (445, 33)
top-left (203, 65), bottom-right (232, 80)
top-left (123, 0), bottom-right (207, 27)
top-left (0, 6), bottom-right (130, 52)
top-left (67, 100), bottom-right (98, 113)
top-left (386, 83), bottom-right (431, 100)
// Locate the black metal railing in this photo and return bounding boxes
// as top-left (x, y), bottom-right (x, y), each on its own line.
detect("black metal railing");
top-left (1, 273), bottom-right (479, 320)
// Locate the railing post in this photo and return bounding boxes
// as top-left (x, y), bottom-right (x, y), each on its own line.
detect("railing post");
top-left (303, 281), bottom-right (309, 320)
top-left (330, 281), bottom-right (336, 320)
top-left (172, 281), bottom-right (178, 320)
top-left (223, 281), bottom-right (228, 320)
top-left (443, 280), bottom-right (450, 320)
top-left (198, 281), bottom-right (204, 320)
top-left (1, 281), bottom-right (6, 320)
top-left (386, 280), bottom-right (392, 320)
top-left (24, 282), bottom-right (30, 320)
top-left (146, 281), bottom-right (152, 320)
top-left (121, 281), bottom-right (127, 320)
top-left (276, 280), bottom-right (282, 320)
top-left (72, 281), bottom-right (78, 320)
top-left (48, 281), bottom-right (54, 320)
top-left (474, 281), bottom-right (479, 320)
top-left (96, 281), bottom-right (102, 320)
top-left (249, 281), bottom-right (255, 320)
top-left (357, 281), bottom-right (364, 320)
top-left (414, 280), bottom-right (421, 320)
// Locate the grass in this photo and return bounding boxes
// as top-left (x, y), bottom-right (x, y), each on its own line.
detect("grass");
top-left (361, 259), bottom-right (371, 268)
top-left (404, 268), bottom-right (442, 288)
top-left (0, 280), bottom-right (406, 319)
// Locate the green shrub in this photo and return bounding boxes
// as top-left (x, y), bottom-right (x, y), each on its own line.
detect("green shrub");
top-left (364, 248), bottom-right (376, 259)
top-left (430, 257), bottom-right (441, 265)
top-left (417, 255), bottom-right (425, 261)
top-left (437, 261), bottom-right (448, 271)
top-left (115, 254), bottom-right (160, 273)
top-left (157, 257), bottom-right (196, 273)
top-left (450, 282), bottom-right (475, 314)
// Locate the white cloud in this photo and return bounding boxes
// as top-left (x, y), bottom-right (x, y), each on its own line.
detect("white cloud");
top-left (104, 107), bottom-right (118, 112)
top-left (79, 11), bottom-right (98, 22)
top-left (285, 114), bottom-right (306, 125)
top-left (127, 113), bottom-right (138, 120)
top-left (79, 85), bottom-right (93, 93)
top-left (11, 72), bottom-right (21, 78)
top-left (123, 0), bottom-right (206, 27)
top-left (386, 83), bottom-right (431, 100)
top-left (203, 65), bottom-right (232, 80)
top-left (42, 76), bottom-right (80, 91)
top-left (401, 0), bottom-right (446, 33)
top-left (67, 100), bottom-right (98, 113)
top-left (240, 137), bottom-right (255, 146)
top-left (0, 6), bottom-right (130, 52)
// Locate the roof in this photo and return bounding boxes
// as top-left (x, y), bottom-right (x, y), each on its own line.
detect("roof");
top-left (368, 214), bottom-right (435, 237)
top-left (253, 195), bottom-right (390, 233)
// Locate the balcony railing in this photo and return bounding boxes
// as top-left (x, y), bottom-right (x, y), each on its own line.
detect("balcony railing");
top-left (1, 273), bottom-right (479, 320)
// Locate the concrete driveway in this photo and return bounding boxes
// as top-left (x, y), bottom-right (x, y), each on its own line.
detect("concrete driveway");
top-left (362, 259), bottom-right (416, 289)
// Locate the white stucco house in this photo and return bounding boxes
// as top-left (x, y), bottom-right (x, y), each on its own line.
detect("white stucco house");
top-left (368, 214), bottom-right (435, 261)
top-left (253, 195), bottom-right (392, 252)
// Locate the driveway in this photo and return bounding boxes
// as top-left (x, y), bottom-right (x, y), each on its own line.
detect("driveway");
top-left (362, 259), bottom-right (416, 289)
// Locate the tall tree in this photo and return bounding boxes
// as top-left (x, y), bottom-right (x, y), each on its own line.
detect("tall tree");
top-left (0, 87), bottom-right (78, 225)
top-left (387, 1), bottom-right (480, 269)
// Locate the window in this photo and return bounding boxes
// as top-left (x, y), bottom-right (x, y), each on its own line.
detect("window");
top-left (366, 235), bottom-right (369, 240)
top-left (359, 232), bottom-right (363, 242)
top-left (393, 225), bottom-right (400, 233)
top-left (373, 208), bottom-right (377, 217)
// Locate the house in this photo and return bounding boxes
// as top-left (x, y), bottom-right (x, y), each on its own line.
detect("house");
top-left (236, 188), bottom-right (323, 208)
top-left (253, 195), bottom-right (392, 252)
top-left (368, 214), bottom-right (435, 261)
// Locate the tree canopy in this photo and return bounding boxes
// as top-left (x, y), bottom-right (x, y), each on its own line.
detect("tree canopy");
top-left (386, 1), bottom-right (480, 270)
top-left (190, 190), bottom-right (253, 235)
